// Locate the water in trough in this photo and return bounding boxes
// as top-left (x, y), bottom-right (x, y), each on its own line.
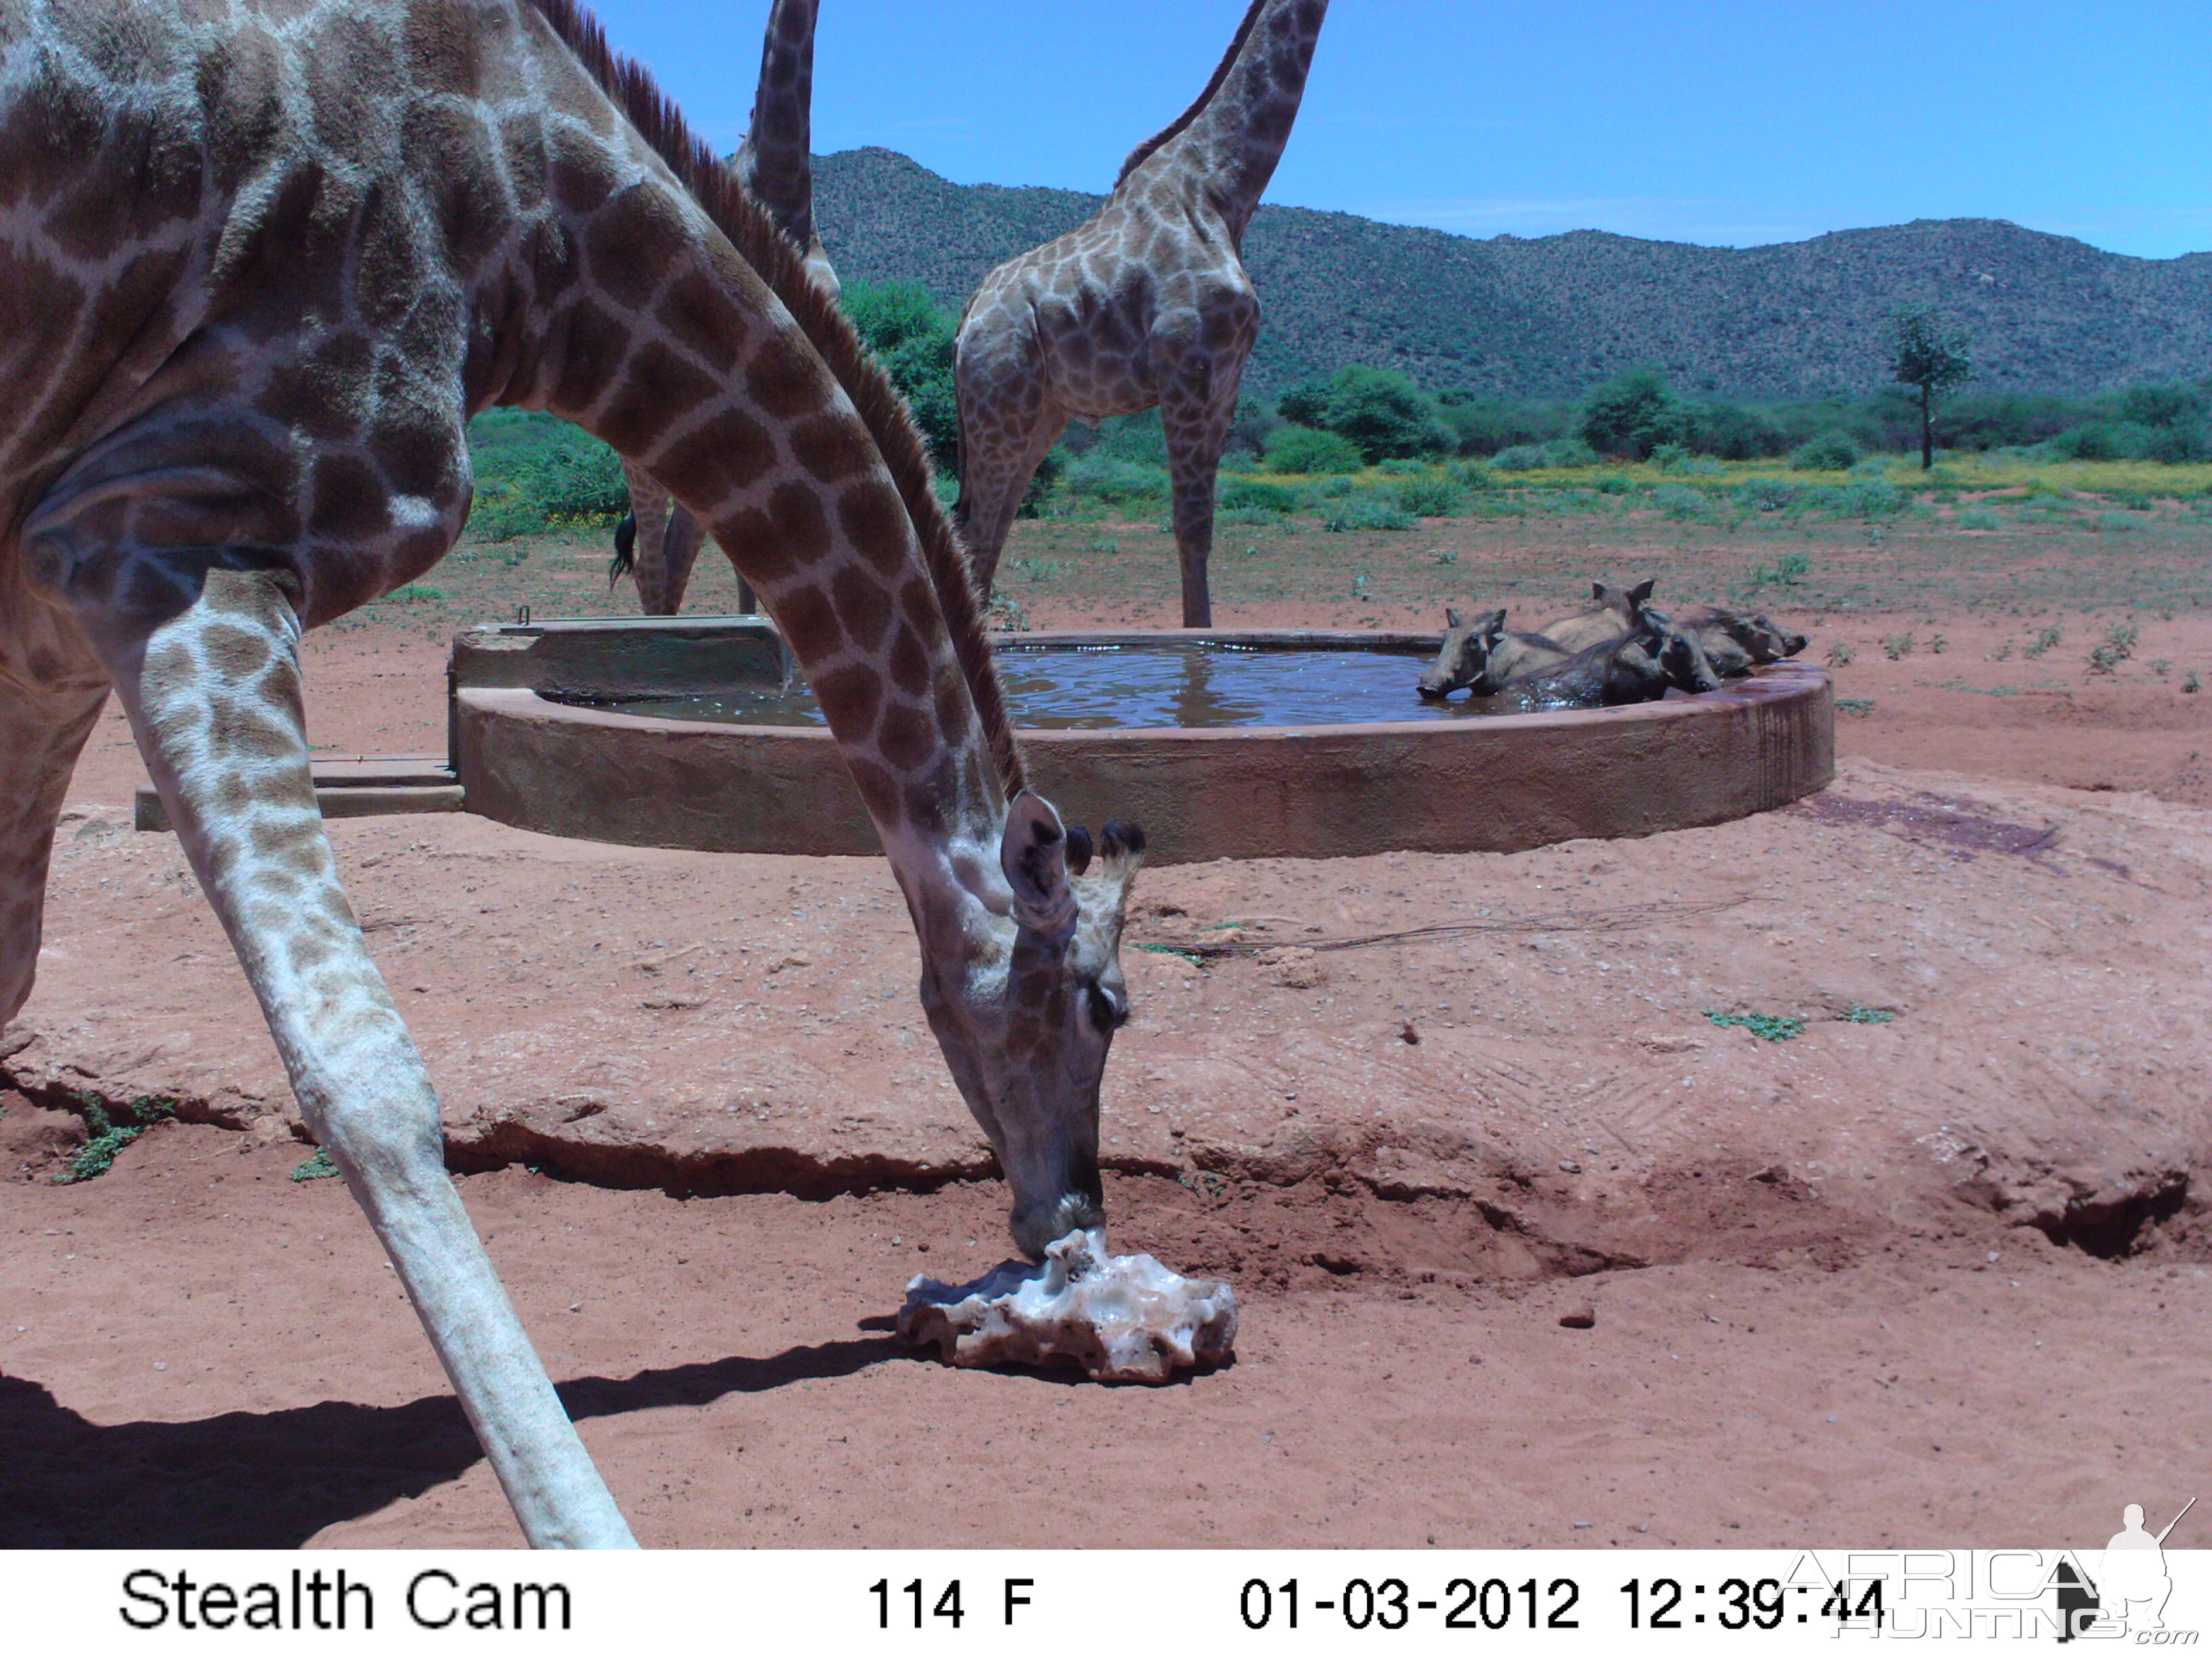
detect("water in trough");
top-left (555, 640), bottom-right (1524, 729)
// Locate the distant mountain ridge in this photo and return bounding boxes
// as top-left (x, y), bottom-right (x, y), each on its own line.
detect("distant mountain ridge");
top-left (811, 147), bottom-right (2212, 402)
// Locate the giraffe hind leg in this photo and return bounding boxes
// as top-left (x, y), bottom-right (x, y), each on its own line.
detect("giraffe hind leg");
top-left (955, 406), bottom-right (1068, 602)
top-left (617, 461), bottom-right (682, 616)
top-left (1161, 384), bottom-right (1240, 630)
top-left (79, 561), bottom-right (634, 1547)
top-left (0, 642), bottom-right (110, 1025)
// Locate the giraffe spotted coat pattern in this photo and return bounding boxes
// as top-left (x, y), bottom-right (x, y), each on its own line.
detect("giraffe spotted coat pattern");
top-left (954, 0), bottom-right (1328, 627)
top-left (612, 0), bottom-right (835, 616)
top-left (0, 0), bottom-right (1144, 1549)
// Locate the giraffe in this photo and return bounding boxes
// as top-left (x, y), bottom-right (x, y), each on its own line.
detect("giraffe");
top-left (954, 0), bottom-right (1328, 628)
top-left (611, 0), bottom-right (834, 616)
top-left (0, 0), bottom-right (1147, 1548)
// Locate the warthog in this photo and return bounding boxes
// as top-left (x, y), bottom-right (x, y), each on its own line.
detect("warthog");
top-left (1485, 605), bottom-right (1723, 712)
top-left (1671, 606), bottom-right (1809, 678)
top-left (1417, 607), bottom-right (1574, 700)
top-left (1535, 578), bottom-right (1658, 652)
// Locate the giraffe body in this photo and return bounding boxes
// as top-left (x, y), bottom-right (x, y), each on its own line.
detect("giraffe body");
top-left (613, 0), bottom-right (832, 617)
top-left (954, 0), bottom-right (1328, 628)
top-left (1, 0), bottom-right (1142, 1548)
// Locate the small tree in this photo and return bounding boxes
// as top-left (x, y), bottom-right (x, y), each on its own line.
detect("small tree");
top-left (1322, 365), bottom-right (1452, 461)
top-left (841, 278), bottom-right (960, 476)
top-left (1579, 367), bottom-right (1677, 459)
top-left (1883, 304), bottom-right (1973, 470)
top-left (1273, 365), bottom-right (1450, 462)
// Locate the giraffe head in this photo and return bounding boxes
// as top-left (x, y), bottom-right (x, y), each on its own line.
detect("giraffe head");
top-left (918, 794), bottom-right (1145, 1259)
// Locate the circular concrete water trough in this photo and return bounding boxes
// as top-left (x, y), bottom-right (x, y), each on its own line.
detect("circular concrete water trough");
top-left (450, 618), bottom-right (1833, 863)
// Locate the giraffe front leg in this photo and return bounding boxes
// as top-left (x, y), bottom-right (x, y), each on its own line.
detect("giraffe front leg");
top-left (91, 565), bottom-right (635, 1549)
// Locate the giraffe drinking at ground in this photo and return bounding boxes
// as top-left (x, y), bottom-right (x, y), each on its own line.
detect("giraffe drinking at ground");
top-left (0, 0), bottom-right (1145, 1548)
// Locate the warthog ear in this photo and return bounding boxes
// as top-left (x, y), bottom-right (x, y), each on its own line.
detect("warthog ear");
top-left (1002, 792), bottom-right (1078, 945)
top-left (1629, 578), bottom-right (1656, 604)
top-left (1481, 609), bottom-right (1507, 634)
top-left (1589, 580), bottom-right (1607, 600)
top-left (1445, 607), bottom-right (1464, 629)
top-left (1063, 823), bottom-right (1094, 876)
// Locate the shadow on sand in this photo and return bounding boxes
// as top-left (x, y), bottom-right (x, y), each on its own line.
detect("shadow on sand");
top-left (0, 1334), bottom-right (901, 1547)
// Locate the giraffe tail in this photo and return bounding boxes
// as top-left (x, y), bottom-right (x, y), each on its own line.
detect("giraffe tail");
top-left (607, 512), bottom-right (637, 588)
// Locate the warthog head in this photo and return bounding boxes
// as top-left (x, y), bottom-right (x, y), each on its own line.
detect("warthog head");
top-left (1744, 614), bottom-right (1809, 661)
top-left (1639, 607), bottom-right (1726, 694)
top-left (1418, 607), bottom-right (1508, 699)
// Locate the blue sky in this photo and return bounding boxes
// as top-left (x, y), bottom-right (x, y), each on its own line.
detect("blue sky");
top-left (582, 1), bottom-right (2211, 260)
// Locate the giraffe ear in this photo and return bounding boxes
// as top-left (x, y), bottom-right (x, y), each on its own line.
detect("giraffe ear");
top-left (1001, 793), bottom-right (1079, 945)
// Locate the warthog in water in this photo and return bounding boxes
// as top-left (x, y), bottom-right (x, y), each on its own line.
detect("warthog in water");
top-left (1535, 578), bottom-right (1657, 652)
top-left (1484, 606), bottom-right (1723, 712)
top-left (1417, 607), bottom-right (1574, 700)
top-left (1671, 606), bottom-right (1809, 678)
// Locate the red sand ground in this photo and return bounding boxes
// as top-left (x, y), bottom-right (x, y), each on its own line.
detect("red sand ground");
top-left (6, 520), bottom-right (2211, 1548)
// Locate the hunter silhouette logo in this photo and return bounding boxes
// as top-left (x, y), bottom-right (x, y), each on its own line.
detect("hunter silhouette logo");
top-left (2057, 1496), bottom-right (2196, 1641)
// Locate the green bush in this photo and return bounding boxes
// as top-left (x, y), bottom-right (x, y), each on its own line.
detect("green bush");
top-left (1959, 507), bottom-right (2001, 530)
top-left (1652, 484), bottom-right (1713, 520)
top-left (1790, 429), bottom-right (1863, 471)
top-left (1392, 473), bottom-right (1469, 517)
top-left (1734, 476), bottom-right (1798, 512)
top-left (1580, 367), bottom-right (1678, 459)
top-left (2143, 422), bottom-right (2212, 462)
top-left (1321, 495), bottom-right (1416, 532)
top-left (1490, 444), bottom-right (1549, 471)
top-left (1063, 454), bottom-right (1170, 504)
top-left (1263, 425), bottom-right (1365, 474)
top-left (1438, 396), bottom-right (1570, 458)
top-left (841, 277), bottom-right (960, 475)
top-left (1451, 459), bottom-right (1500, 491)
top-left (1841, 480), bottom-right (1904, 516)
top-left (2117, 383), bottom-right (2208, 430)
top-left (1273, 365), bottom-right (1452, 462)
top-left (1218, 477), bottom-right (1300, 515)
top-left (465, 411), bottom-right (628, 541)
top-left (1543, 437), bottom-right (1599, 468)
top-left (1086, 407), bottom-right (1170, 464)
top-left (1677, 399), bottom-right (1790, 459)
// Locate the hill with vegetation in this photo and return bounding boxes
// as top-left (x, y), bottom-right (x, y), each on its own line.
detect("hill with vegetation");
top-left (813, 147), bottom-right (2212, 401)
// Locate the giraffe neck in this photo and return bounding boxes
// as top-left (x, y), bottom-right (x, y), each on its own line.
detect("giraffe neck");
top-left (734, 0), bottom-right (823, 260)
top-left (495, 0), bottom-right (1018, 910)
top-left (1118, 0), bottom-right (1326, 245)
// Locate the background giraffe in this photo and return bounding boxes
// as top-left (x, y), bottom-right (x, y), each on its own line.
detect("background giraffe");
top-left (954, 0), bottom-right (1328, 628)
top-left (0, 0), bottom-right (1143, 1548)
top-left (612, 0), bottom-right (836, 615)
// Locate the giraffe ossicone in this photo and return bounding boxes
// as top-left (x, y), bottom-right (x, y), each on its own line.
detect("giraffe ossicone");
top-left (0, 0), bottom-right (1165, 1549)
top-left (954, 0), bottom-right (1329, 628)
